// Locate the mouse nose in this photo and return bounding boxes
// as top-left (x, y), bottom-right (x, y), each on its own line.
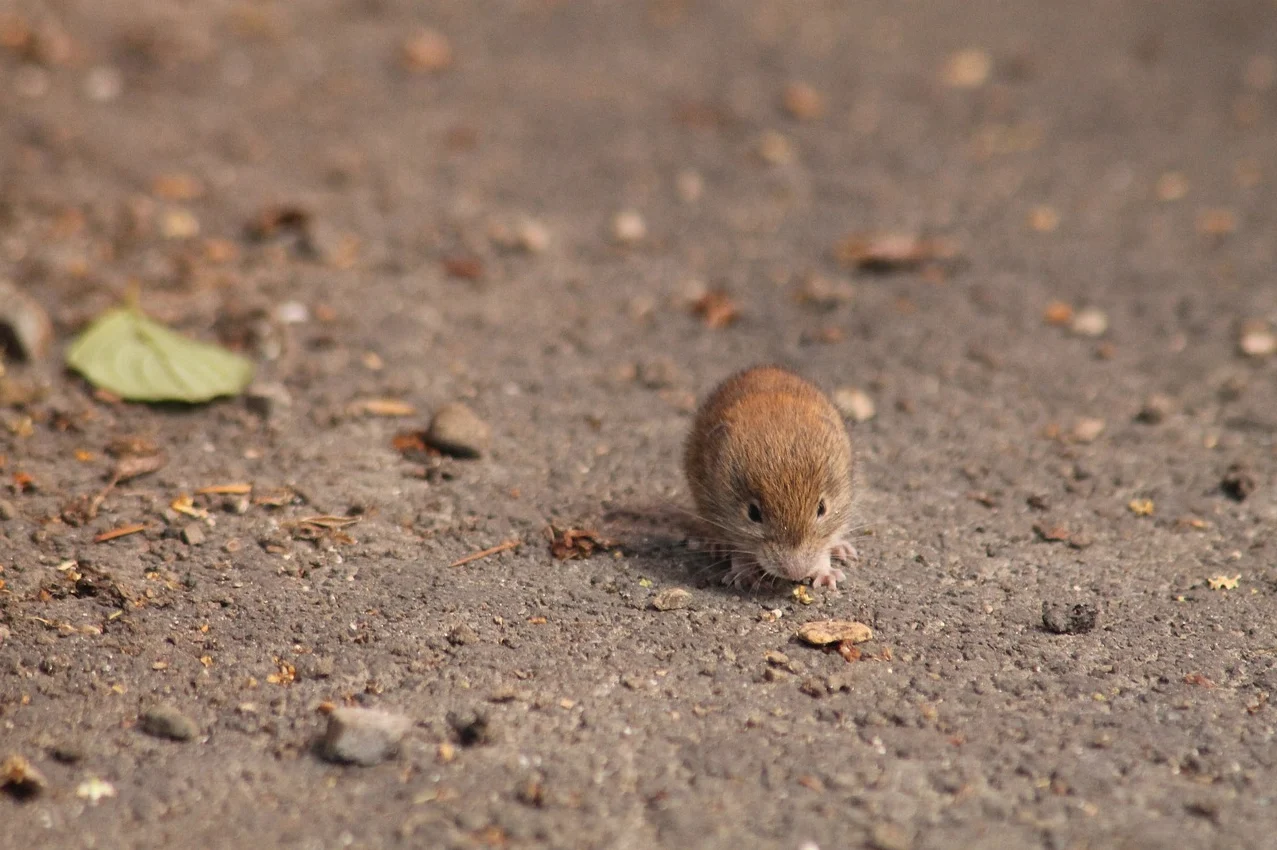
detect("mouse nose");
top-left (772, 548), bottom-right (828, 582)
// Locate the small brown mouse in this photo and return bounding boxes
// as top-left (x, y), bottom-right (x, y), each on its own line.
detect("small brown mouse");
top-left (684, 365), bottom-right (858, 589)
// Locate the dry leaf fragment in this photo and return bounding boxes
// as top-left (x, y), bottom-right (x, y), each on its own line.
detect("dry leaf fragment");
top-left (796, 620), bottom-right (874, 646)
top-left (348, 398), bottom-right (417, 417)
top-left (1033, 523), bottom-right (1071, 543)
top-left (171, 495), bottom-right (208, 519)
top-left (1127, 498), bottom-right (1155, 516)
top-left (449, 539), bottom-right (519, 568)
top-left (691, 290), bottom-right (740, 329)
top-left (1183, 672), bottom-right (1216, 687)
top-left (195, 483), bottom-right (253, 496)
top-left (1206, 574), bottom-right (1240, 591)
top-left (1043, 301), bottom-right (1074, 326)
top-left (94, 523), bottom-right (147, 543)
top-left (548, 526), bottom-right (616, 560)
top-left (833, 232), bottom-right (960, 272)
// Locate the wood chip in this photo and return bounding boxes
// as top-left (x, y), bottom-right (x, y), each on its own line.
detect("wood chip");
top-left (548, 527), bottom-right (616, 560)
top-left (348, 398), bottom-right (417, 417)
top-left (796, 620), bottom-right (873, 646)
top-left (691, 290), bottom-right (740, 329)
top-left (94, 523), bottom-right (146, 543)
top-left (195, 483), bottom-right (253, 496)
top-left (449, 539), bottom-right (519, 568)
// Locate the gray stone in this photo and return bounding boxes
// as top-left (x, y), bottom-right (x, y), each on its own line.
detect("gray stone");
top-left (425, 403), bottom-right (490, 458)
top-left (320, 707), bottom-right (411, 766)
top-left (180, 523), bottom-right (206, 546)
top-left (140, 704), bottom-right (199, 742)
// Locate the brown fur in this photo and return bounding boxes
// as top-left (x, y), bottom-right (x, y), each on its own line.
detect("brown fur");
top-left (684, 365), bottom-right (856, 585)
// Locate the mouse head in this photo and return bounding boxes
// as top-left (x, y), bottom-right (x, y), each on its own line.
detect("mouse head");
top-left (700, 422), bottom-right (853, 582)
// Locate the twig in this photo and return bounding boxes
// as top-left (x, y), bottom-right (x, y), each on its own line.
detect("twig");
top-left (449, 538), bottom-right (519, 568)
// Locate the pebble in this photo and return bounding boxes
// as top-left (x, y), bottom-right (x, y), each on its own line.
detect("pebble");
top-left (675, 169), bottom-right (704, 203)
top-left (425, 402), bottom-right (490, 458)
top-left (140, 704), bottom-right (199, 741)
top-left (400, 28), bottom-right (453, 72)
top-left (782, 81), bottom-right (825, 121)
top-left (0, 625), bottom-right (8, 647)
top-left (160, 208), bottom-right (200, 239)
top-left (869, 823), bottom-right (913, 850)
top-left (1071, 417), bottom-right (1106, 443)
top-left (0, 279), bottom-right (53, 361)
top-left (1070, 307), bottom-right (1109, 337)
top-left (180, 523), bottom-right (206, 546)
top-left (611, 210), bottom-right (647, 245)
top-left (446, 623), bottom-right (479, 646)
top-left (942, 48), bottom-right (992, 88)
top-left (1135, 394), bottom-right (1176, 424)
top-left (1041, 601), bottom-right (1098, 635)
top-left (833, 388), bottom-right (876, 423)
top-left (84, 65), bottom-right (123, 102)
top-left (636, 357), bottom-right (682, 389)
top-left (294, 655), bottom-right (335, 680)
top-left (244, 381), bottom-right (292, 420)
top-left (515, 218), bottom-right (550, 254)
top-left (0, 500), bottom-right (15, 520)
top-left (320, 707), bottom-right (411, 766)
top-left (1239, 325), bottom-right (1277, 358)
top-left (650, 587), bottom-right (692, 611)
top-left (757, 130), bottom-right (795, 166)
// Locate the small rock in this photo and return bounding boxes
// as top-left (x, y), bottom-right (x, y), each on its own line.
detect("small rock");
top-left (0, 279), bottom-right (53, 361)
top-left (756, 130), bottom-right (795, 166)
top-left (942, 48), bottom-right (992, 88)
top-left (84, 66), bottom-right (123, 102)
top-left (832, 388), bottom-right (875, 423)
top-left (1070, 417), bottom-right (1106, 443)
top-left (140, 704), bottom-right (199, 742)
top-left (1070, 307), bottom-right (1109, 338)
top-left (160, 208), bottom-right (200, 239)
top-left (1042, 601), bottom-right (1098, 635)
top-left (1156, 171), bottom-right (1189, 202)
top-left (675, 169), bottom-right (703, 203)
top-left (180, 523), bottom-right (206, 546)
top-left (0, 500), bottom-right (15, 520)
top-left (869, 823), bottom-right (913, 850)
top-left (764, 650), bottom-right (790, 667)
top-left (446, 623), bottom-right (479, 646)
top-left (515, 218), bottom-right (550, 254)
top-left (320, 707), bottom-right (411, 766)
top-left (244, 381), bottom-right (292, 420)
top-left (1221, 462), bottom-right (1257, 501)
top-left (295, 655), bottom-right (335, 680)
top-left (799, 677), bottom-right (827, 698)
top-left (782, 81), bottom-right (825, 121)
top-left (1239, 324), bottom-right (1277, 358)
top-left (0, 625), bottom-right (8, 646)
top-left (425, 403), bottom-right (490, 458)
top-left (636, 358), bottom-right (682, 389)
top-left (611, 210), bottom-right (647, 245)
top-left (650, 587), bottom-right (692, 611)
top-left (1135, 394), bottom-right (1176, 424)
top-left (400, 28), bottom-right (453, 73)
top-left (446, 710), bottom-right (492, 747)
top-left (1, 755), bottom-right (45, 800)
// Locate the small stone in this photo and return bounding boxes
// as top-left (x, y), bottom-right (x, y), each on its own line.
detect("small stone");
top-left (1221, 462), bottom-right (1257, 502)
top-left (942, 48), bottom-right (992, 88)
top-left (799, 677), bottom-right (827, 698)
top-left (1070, 307), bottom-right (1109, 338)
top-left (795, 273), bottom-right (855, 310)
top-left (0, 500), bottom-right (15, 520)
top-left (1042, 601), bottom-right (1098, 635)
top-left (425, 403), bottom-right (490, 458)
top-left (611, 210), bottom-right (647, 245)
top-left (0, 625), bottom-right (9, 647)
top-left (1071, 417), bottom-right (1106, 443)
top-left (651, 587), bottom-right (692, 611)
top-left (675, 169), bottom-right (703, 203)
top-left (0, 279), bottom-right (53, 361)
top-left (320, 707), bottom-right (411, 766)
top-left (869, 823), bottom-right (913, 850)
top-left (400, 28), bottom-right (453, 73)
top-left (1135, 394), bottom-right (1176, 424)
top-left (140, 704), bottom-right (199, 742)
top-left (446, 623), bottom-right (479, 646)
top-left (782, 81), bottom-right (825, 121)
top-left (84, 65), bottom-right (123, 102)
top-left (180, 523), bottom-right (206, 546)
top-left (515, 218), bottom-right (550, 254)
top-left (636, 357), bottom-right (682, 389)
top-left (244, 381), bottom-right (292, 420)
top-left (1156, 172), bottom-right (1189, 202)
top-left (160, 208), bottom-right (200, 239)
top-left (833, 388), bottom-right (875, 423)
top-left (764, 650), bottom-right (790, 667)
top-left (294, 655), bottom-right (335, 680)
top-left (1, 755), bottom-right (45, 800)
top-left (756, 130), bottom-right (795, 166)
top-left (446, 710), bottom-right (492, 747)
top-left (1239, 324), bottom-right (1277, 358)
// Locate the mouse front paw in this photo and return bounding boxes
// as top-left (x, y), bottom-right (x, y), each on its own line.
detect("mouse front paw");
top-left (830, 539), bottom-right (859, 564)
top-left (810, 566), bottom-right (846, 589)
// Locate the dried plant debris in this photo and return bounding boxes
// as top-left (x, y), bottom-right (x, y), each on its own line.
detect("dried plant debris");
top-left (691, 290), bottom-right (740, 329)
top-left (1, 755), bottom-right (45, 800)
top-left (795, 620), bottom-right (873, 646)
top-left (833, 232), bottom-right (960, 273)
top-left (67, 307), bottom-right (254, 403)
top-left (548, 526), bottom-right (617, 560)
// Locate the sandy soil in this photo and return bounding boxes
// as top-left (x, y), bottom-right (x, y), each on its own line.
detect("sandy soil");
top-left (2, 1), bottom-right (1277, 848)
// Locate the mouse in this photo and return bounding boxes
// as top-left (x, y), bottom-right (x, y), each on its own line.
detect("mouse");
top-left (684, 365), bottom-right (858, 589)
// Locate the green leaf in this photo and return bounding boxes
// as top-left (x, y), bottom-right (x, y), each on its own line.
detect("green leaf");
top-left (66, 308), bottom-right (254, 403)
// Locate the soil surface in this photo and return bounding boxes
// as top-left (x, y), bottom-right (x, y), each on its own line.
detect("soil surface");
top-left (3, 1), bottom-right (1277, 848)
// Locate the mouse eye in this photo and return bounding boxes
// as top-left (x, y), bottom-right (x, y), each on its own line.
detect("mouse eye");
top-left (747, 502), bottom-right (763, 523)
top-left (817, 498), bottom-right (827, 518)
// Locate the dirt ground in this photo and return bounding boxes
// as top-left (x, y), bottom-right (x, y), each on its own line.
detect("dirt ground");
top-left (3, 1), bottom-right (1277, 848)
